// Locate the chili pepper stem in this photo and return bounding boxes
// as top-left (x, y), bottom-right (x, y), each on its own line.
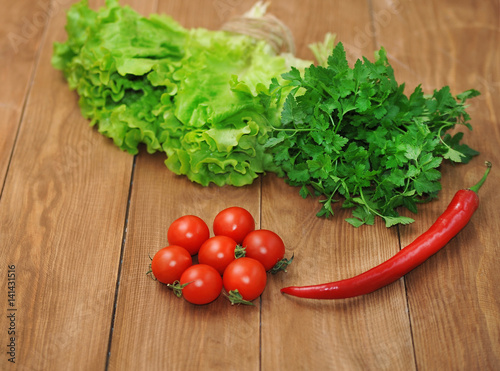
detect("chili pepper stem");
top-left (469, 161), bottom-right (492, 193)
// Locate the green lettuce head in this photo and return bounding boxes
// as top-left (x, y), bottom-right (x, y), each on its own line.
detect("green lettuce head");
top-left (52, 0), bottom-right (311, 186)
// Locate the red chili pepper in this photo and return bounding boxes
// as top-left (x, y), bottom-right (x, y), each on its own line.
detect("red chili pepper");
top-left (281, 161), bottom-right (492, 300)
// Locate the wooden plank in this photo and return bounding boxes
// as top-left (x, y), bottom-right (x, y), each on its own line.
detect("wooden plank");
top-left (371, 0), bottom-right (500, 369)
top-left (108, 153), bottom-right (262, 370)
top-left (0, 0), bottom-right (50, 189)
top-left (260, 1), bottom-right (416, 370)
top-left (159, 0), bottom-right (255, 29)
top-left (108, 2), bottom-right (263, 370)
top-left (262, 176), bottom-right (416, 370)
top-left (0, 0), bottom-right (137, 369)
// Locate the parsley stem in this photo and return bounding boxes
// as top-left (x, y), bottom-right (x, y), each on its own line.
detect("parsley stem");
top-left (437, 123), bottom-right (462, 157)
top-left (358, 188), bottom-right (383, 218)
top-left (270, 127), bottom-right (316, 132)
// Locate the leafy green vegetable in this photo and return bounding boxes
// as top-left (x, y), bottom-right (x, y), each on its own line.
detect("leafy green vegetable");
top-left (52, 0), bottom-right (187, 154)
top-left (264, 42), bottom-right (479, 227)
top-left (54, 2), bottom-right (480, 227)
top-left (52, 0), bottom-right (309, 187)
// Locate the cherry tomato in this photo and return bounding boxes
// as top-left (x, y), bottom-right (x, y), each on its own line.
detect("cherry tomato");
top-left (198, 236), bottom-right (239, 275)
top-left (242, 229), bottom-right (285, 271)
top-left (180, 264), bottom-right (223, 305)
top-left (213, 207), bottom-right (255, 244)
top-left (151, 245), bottom-right (192, 284)
top-left (223, 257), bottom-right (267, 301)
top-left (167, 215), bottom-right (210, 255)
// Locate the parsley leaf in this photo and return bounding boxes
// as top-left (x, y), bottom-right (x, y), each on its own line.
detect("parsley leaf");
top-left (265, 42), bottom-right (479, 227)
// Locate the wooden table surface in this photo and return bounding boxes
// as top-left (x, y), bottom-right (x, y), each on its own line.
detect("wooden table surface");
top-left (1, 0), bottom-right (499, 370)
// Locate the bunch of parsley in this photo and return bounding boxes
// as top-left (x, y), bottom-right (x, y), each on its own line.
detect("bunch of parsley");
top-left (264, 42), bottom-right (480, 227)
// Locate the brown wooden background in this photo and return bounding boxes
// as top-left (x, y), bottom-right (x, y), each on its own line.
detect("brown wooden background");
top-left (1, 0), bottom-right (499, 370)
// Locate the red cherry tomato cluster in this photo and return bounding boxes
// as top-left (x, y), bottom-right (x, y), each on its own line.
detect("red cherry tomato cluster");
top-left (148, 207), bottom-right (293, 305)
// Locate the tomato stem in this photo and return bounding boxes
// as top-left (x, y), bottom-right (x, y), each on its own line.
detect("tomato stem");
top-left (225, 290), bottom-right (255, 306)
top-left (146, 267), bottom-right (155, 279)
top-left (469, 161), bottom-right (492, 193)
top-left (234, 245), bottom-right (246, 259)
top-left (167, 280), bottom-right (193, 298)
top-left (269, 254), bottom-right (294, 274)
top-left (146, 255), bottom-right (156, 280)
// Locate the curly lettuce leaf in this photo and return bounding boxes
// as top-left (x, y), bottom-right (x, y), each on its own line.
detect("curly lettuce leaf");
top-left (52, 0), bottom-right (187, 154)
top-left (53, 0), bottom-right (310, 186)
top-left (162, 28), bottom-right (305, 186)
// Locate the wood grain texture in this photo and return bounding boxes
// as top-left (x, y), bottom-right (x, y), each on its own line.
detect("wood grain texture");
top-left (372, 0), bottom-right (500, 369)
top-left (108, 152), bottom-right (262, 371)
top-left (0, 0), bottom-right (51, 187)
top-left (261, 177), bottom-right (415, 371)
top-left (0, 0), bottom-right (499, 370)
top-left (0, 0), bottom-right (133, 369)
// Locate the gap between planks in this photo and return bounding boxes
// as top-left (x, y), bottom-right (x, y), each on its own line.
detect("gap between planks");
top-left (366, 0), bottom-right (418, 371)
top-left (105, 155), bottom-right (137, 370)
top-left (365, 0), bottom-right (418, 368)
